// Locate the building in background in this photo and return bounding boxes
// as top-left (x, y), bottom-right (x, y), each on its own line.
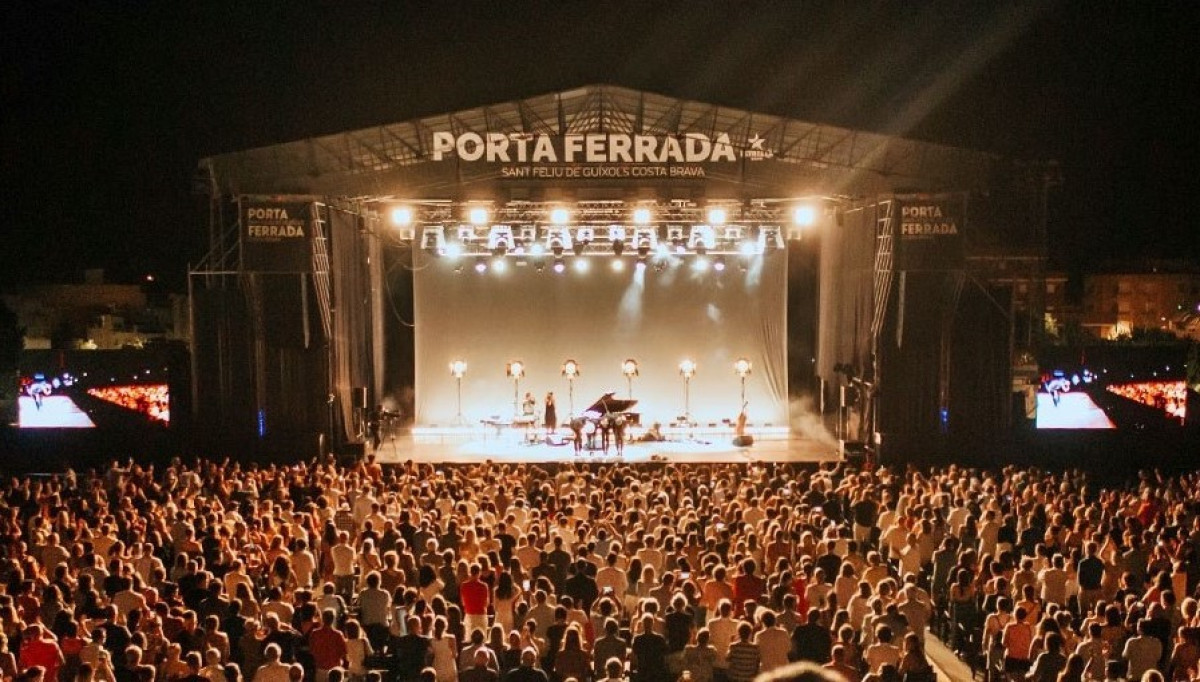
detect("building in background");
top-left (1, 269), bottom-right (189, 350)
top-left (1082, 265), bottom-right (1200, 340)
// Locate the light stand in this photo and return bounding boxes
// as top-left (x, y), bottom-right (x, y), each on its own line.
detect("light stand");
top-left (622, 358), bottom-right (639, 400)
top-left (449, 360), bottom-right (467, 425)
top-left (679, 359), bottom-right (696, 427)
top-left (734, 357), bottom-right (752, 409)
top-left (506, 361), bottom-right (525, 418)
top-left (562, 360), bottom-right (579, 417)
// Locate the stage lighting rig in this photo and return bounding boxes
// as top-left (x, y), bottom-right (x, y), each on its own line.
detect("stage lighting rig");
top-left (420, 225), bottom-right (446, 255)
top-left (608, 226), bottom-right (626, 256)
top-left (487, 225), bottom-right (514, 256)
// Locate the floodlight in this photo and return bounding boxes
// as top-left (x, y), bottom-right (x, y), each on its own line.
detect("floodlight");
top-left (793, 205), bottom-right (817, 227)
top-left (391, 206), bottom-right (414, 227)
top-left (632, 207), bottom-right (652, 225)
top-left (550, 207), bottom-right (571, 225)
top-left (553, 258), bottom-right (566, 273)
top-left (469, 207), bottom-right (489, 225)
top-left (474, 257), bottom-right (487, 273)
top-left (707, 207), bottom-right (727, 225)
top-left (450, 360), bottom-right (468, 378)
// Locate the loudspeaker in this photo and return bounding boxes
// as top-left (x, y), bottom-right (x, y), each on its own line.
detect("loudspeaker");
top-left (732, 435), bottom-right (754, 447)
top-left (351, 387), bottom-right (368, 410)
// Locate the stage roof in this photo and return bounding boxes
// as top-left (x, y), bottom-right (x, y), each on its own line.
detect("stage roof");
top-left (201, 84), bottom-right (1000, 198)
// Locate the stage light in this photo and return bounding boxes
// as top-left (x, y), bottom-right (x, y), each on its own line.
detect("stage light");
top-left (506, 360), bottom-right (525, 418)
top-left (550, 207), bottom-right (571, 225)
top-left (611, 259), bottom-right (625, 272)
top-left (623, 359), bottom-right (639, 377)
top-left (714, 256), bottom-right (726, 271)
top-left (492, 258), bottom-right (507, 273)
top-left (739, 240), bottom-right (760, 256)
top-left (633, 207), bottom-right (652, 225)
top-left (449, 360), bottom-right (467, 424)
top-left (679, 359), bottom-right (696, 377)
top-left (693, 257), bottom-right (710, 272)
top-left (444, 241), bottom-right (463, 259)
top-left (450, 360), bottom-right (468, 378)
top-left (734, 358), bottom-right (752, 377)
top-left (469, 207), bottom-right (489, 225)
top-left (474, 257), bottom-right (487, 273)
top-left (553, 258), bottom-right (566, 273)
top-left (623, 358), bottom-right (639, 399)
top-left (734, 357), bottom-right (752, 409)
top-left (530, 243), bottom-right (546, 256)
top-left (562, 359), bottom-right (579, 416)
top-left (635, 259), bottom-right (647, 272)
top-left (689, 225), bottom-right (715, 254)
top-left (707, 207), bottom-right (727, 225)
top-left (574, 258), bottom-right (589, 273)
top-left (793, 205), bottom-right (817, 227)
top-left (421, 225), bottom-right (447, 255)
top-left (391, 206), bottom-right (414, 227)
top-left (679, 359), bottom-right (696, 425)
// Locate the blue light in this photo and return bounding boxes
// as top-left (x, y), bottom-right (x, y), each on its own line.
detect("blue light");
top-left (257, 410), bottom-right (266, 438)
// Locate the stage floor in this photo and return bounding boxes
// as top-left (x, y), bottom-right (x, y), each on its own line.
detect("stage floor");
top-left (372, 427), bottom-right (841, 464)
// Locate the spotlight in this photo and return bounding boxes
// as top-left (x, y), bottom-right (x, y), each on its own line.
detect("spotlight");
top-left (636, 258), bottom-right (647, 272)
top-left (530, 243), bottom-right (546, 256)
top-left (469, 207), bottom-right (489, 225)
top-left (739, 240), bottom-right (759, 256)
top-left (793, 205), bottom-right (817, 226)
top-left (562, 360), bottom-right (579, 378)
top-left (449, 360), bottom-right (468, 378)
top-left (573, 258), bottom-right (589, 273)
top-left (444, 241), bottom-right (463, 259)
top-left (622, 359), bottom-right (639, 377)
top-left (553, 258), bottom-right (565, 273)
top-left (611, 259), bottom-right (625, 272)
top-left (391, 206), bottom-right (414, 227)
top-left (679, 359), bottom-right (696, 378)
top-left (550, 207), bottom-right (571, 225)
top-left (492, 258), bottom-right (507, 273)
top-left (632, 207), bottom-right (652, 225)
top-left (714, 256), bottom-right (726, 271)
top-left (693, 257), bottom-right (710, 271)
top-left (474, 257), bottom-right (487, 273)
top-left (734, 358), bottom-right (752, 377)
top-left (707, 207), bottom-right (727, 225)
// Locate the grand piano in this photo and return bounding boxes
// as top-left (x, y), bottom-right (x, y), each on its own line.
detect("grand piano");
top-left (573, 392), bottom-right (640, 452)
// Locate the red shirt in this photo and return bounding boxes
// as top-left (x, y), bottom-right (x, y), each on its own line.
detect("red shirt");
top-left (308, 625), bottom-right (348, 670)
top-left (460, 577), bottom-right (490, 615)
top-left (20, 637), bottom-right (63, 681)
top-left (732, 574), bottom-right (765, 615)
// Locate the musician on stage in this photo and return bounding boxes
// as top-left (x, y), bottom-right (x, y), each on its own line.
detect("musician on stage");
top-left (570, 418), bottom-right (585, 455)
top-left (544, 392), bottom-right (557, 435)
top-left (599, 415), bottom-right (612, 454)
top-left (613, 415), bottom-right (626, 456)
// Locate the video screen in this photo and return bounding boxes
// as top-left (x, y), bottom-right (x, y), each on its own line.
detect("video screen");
top-left (18, 351), bottom-right (171, 429)
top-left (1035, 365), bottom-right (1189, 430)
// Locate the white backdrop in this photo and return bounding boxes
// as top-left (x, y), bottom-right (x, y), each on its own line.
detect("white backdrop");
top-left (413, 251), bottom-right (788, 427)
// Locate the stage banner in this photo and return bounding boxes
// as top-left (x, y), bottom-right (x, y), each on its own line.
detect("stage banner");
top-left (241, 200), bottom-right (313, 272)
top-left (894, 193), bottom-right (965, 271)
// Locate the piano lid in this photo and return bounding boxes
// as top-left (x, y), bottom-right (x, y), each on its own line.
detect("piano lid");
top-left (582, 392), bottom-right (638, 417)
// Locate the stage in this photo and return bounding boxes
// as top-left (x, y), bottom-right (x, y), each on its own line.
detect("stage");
top-left (371, 424), bottom-right (841, 464)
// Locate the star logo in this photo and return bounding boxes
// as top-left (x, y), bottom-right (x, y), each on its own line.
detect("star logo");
top-left (748, 134), bottom-right (765, 150)
top-left (745, 133), bottom-right (773, 161)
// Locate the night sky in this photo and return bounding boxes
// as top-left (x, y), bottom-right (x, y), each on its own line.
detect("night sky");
top-left (3, 2), bottom-right (1197, 291)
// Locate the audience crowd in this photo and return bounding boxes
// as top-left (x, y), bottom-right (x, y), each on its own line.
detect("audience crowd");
top-left (1, 455), bottom-right (1198, 682)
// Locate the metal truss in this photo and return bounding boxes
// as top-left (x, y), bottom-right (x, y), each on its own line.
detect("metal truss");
top-left (203, 85), bottom-right (997, 197)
